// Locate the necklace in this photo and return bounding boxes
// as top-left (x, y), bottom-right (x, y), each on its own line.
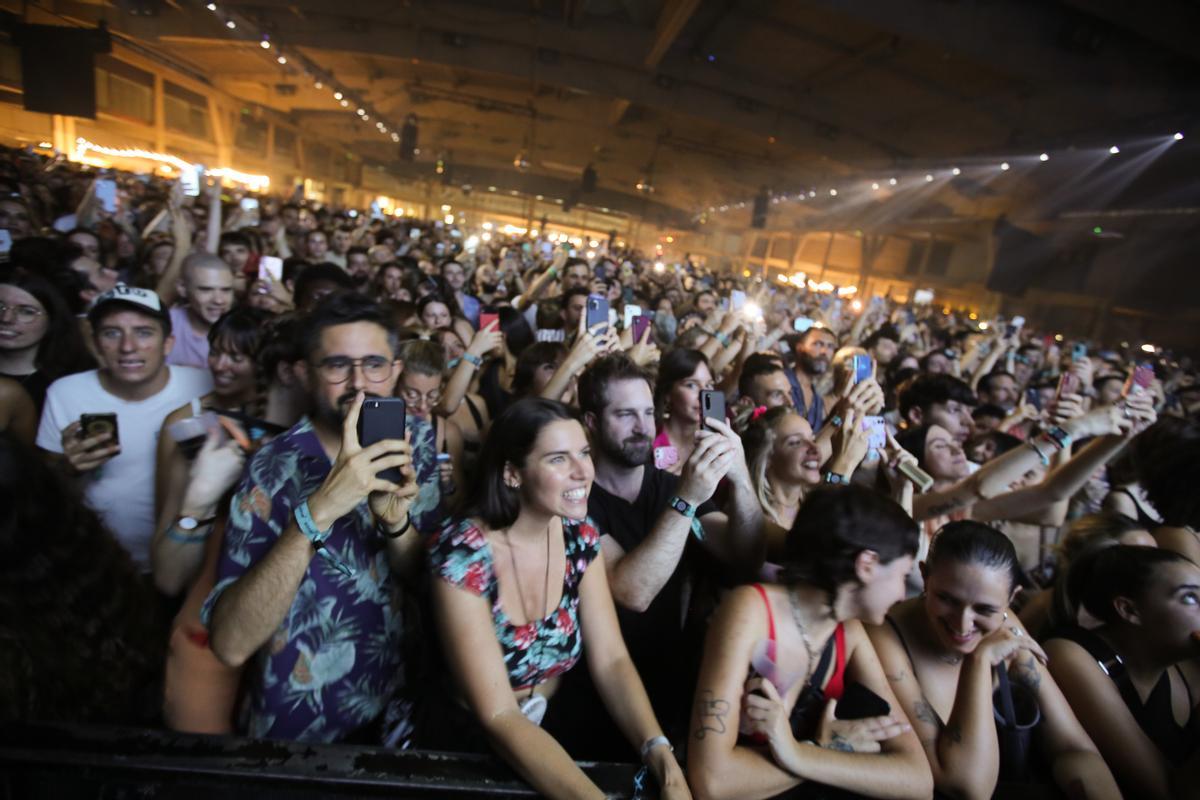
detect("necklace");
top-left (503, 522), bottom-right (553, 628)
top-left (787, 587), bottom-right (822, 683)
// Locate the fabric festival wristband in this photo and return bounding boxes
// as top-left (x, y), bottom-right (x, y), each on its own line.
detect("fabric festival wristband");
top-left (1026, 439), bottom-right (1050, 468)
top-left (295, 500), bottom-right (354, 577)
top-left (462, 352), bottom-right (483, 367)
top-left (668, 495), bottom-right (706, 542)
top-left (165, 522), bottom-right (212, 544)
top-left (715, 331), bottom-right (731, 348)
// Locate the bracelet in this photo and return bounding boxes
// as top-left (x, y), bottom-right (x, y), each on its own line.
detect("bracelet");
top-left (640, 735), bottom-right (672, 762)
top-left (1043, 425), bottom-right (1072, 450)
top-left (546, 266), bottom-right (558, 278)
top-left (462, 352), bottom-right (483, 368)
top-left (1026, 439), bottom-right (1050, 467)
top-left (380, 513), bottom-right (412, 539)
top-left (295, 500), bottom-right (354, 577)
top-left (822, 471), bottom-right (850, 485)
top-left (715, 331), bottom-right (731, 348)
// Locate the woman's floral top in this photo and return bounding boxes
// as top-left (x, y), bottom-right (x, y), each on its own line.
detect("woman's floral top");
top-left (427, 517), bottom-right (601, 690)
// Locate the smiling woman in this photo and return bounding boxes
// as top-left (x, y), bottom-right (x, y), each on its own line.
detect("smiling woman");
top-left (416, 398), bottom-right (689, 800)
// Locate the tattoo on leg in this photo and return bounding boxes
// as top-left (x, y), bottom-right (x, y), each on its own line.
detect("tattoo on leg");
top-left (695, 690), bottom-right (730, 740)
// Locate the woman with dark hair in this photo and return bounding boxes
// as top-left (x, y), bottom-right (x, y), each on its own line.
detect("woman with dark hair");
top-left (512, 341), bottom-right (567, 399)
top-left (0, 433), bottom-right (165, 724)
top-left (151, 306), bottom-right (283, 596)
top-left (1045, 545), bottom-right (1200, 798)
top-left (688, 485), bottom-right (933, 800)
top-left (0, 266), bottom-right (95, 411)
top-left (869, 522), bottom-right (1120, 800)
top-left (421, 398), bottom-right (689, 799)
top-left (464, 306), bottom-right (535, 419)
top-left (653, 348), bottom-right (713, 474)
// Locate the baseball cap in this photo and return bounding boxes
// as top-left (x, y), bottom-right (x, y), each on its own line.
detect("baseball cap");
top-left (87, 283), bottom-right (172, 332)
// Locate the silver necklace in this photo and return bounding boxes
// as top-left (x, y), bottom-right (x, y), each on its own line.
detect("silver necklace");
top-left (503, 522), bottom-right (552, 629)
top-left (787, 587), bottom-right (822, 683)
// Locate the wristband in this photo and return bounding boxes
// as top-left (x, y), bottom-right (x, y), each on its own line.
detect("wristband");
top-left (715, 331), bottom-right (731, 348)
top-left (639, 735), bottom-right (672, 762)
top-left (546, 266), bottom-right (558, 279)
top-left (165, 515), bottom-right (217, 544)
top-left (380, 513), bottom-right (412, 539)
top-left (295, 500), bottom-right (354, 577)
top-left (668, 495), bottom-right (705, 542)
top-left (461, 352), bottom-right (483, 368)
top-left (1043, 425), bottom-right (1072, 450)
top-left (447, 357), bottom-right (461, 369)
top-left (1026, 439), bottom-right (1050, 467)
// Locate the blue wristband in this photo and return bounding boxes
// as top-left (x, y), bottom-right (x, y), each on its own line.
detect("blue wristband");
top-left (295, 500), bottom-right (354, 577)
top-left (462, 352), bottom-right (483, 367)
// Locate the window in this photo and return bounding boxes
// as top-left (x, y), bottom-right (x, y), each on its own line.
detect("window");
top-left (234, 113), bottom-right (268, 156)
top-left (163, 81), bottom-right (209, 139)
top-left (95, 56), bottom-right (153, 123)
top-left (273, 126), bottom-right (297, 162)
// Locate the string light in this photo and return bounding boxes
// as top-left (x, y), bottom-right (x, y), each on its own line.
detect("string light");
top-left (1109, 145), bottom-right (1120, 154)
top-left (225, 19), bottom-right (236, 29)
top-left (73, 137), bottom-right (270, 190)
top-left (1039, 153), bottom-right (1049, 161)
top-left (260, 39), bottom-right (270, 49)
top-left (276, 55), bottom-right (287, 65)
top-left (1000, 162), bottom-right (1010, 170)
top-left (951, 167), bottom-right (961, 175)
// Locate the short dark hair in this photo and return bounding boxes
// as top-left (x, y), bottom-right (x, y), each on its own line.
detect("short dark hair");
top-left (299, 292), bottom-right (397, 360)
top-left (978, 371), bottom-right (1016, 396)
top-left (513, 342), bottom-right (566, 397)
top-left (783, 486), bottom-right (919, 598)
top-left (218, 231), bottom-right (253, 251)
top-left (738, 352), bottom-right (786, 397)
top-left (654, 348), bottom-right (709, 416)
top-left (1071, 545), bottom-right (1192, 625)
top-left (862, 324), bottom-right (900, 350)
top-left (972, 403), bottom-right (1006, 421)
top-left (897, 373), bottom-right (977, 421)
top-left (347, 246), bottom-right (368, 258)
top-left (796, 325), bottom-right (836, 349)
top-left (927, 520), bottom-right (1021, 592)
top-left (208, 306), bottom-right (271, 358)
top-left (293, 263), bottom-right (356, 311)
top-left (467, 398), bottom-right (580, 529)
top-left (561, 286), bottom-right (592, 306)
top-left (1139, 419), bottom-right (1200, 529)
top-left (578, 354), bottom-right (652, 417)
top-left (496, 306), bottom-right (535, 357)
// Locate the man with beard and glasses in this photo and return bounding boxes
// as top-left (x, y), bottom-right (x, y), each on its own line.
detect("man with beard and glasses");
top-left (203, 292), bottom-right (422, 744)
top-left (785, 324), bottom-right (836, 430)
top-left (569, 354), bottom-right (764, 752)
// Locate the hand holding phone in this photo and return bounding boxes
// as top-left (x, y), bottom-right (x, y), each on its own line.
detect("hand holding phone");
top-left (356, 398), bottom-right (408, 483)
top-left (700, 389), bottom-right (726, 431)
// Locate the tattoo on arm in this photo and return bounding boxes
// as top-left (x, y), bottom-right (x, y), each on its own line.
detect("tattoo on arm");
top-left (694, 690), bottom-right (731, 740)
top-left (913, 698), bottom-right (943, 729)
top-left (1010, 657), bottom-right (1042, 696)
top-left (829, 733), bottom-right (855, 752)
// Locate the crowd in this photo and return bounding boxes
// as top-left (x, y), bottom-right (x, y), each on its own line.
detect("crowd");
top-left (2, 143), bottom-right (1200, 799)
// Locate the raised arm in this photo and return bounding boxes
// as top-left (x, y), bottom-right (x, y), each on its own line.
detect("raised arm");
top-left (436, 322), bottom-right (501, 417)
top-left (694, 418), bottom-right (765, 576)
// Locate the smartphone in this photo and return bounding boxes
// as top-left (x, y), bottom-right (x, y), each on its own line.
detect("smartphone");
top-left (850, 354), bottom-right (873, 385)
top-left (356, 398), bottom-right (407, 483)
top-left (1124, 363), bottom-right (1154, 398)
top-left (863, 415), bottom-right (886, 452)
top-left (181, 165), bottom-right (203, 197)
top-left (835, 682), bottom-right (891, 720)
top-left (1055, 371), bottom-right (1080, 404)
top-left (793, 317), bottom-right (815, 333)
top-left (594, 262), bottom-right (607, 282)
top-left (0, 229), bottom-right (11, 255)
top-left (586, 294), bottom-right (609, 335)
top-left (239, 197), bottom-right (259, 211)
top-left (258, 255), bottom-right (283, 283)
top-left (540, 240), bottom-right (553, 257)
top-left (623, 304), bottom-right (642, 330)
top-left (731, 289), bottom-right (747, 312)
top-left (700, 389), bottom-right (726, 431)
top-left (632, 314), bottom-right (652, 343)
top-left (79, 413), bottom-right (119, 446)
top-left (479, 311), bottom-right (499, 332)
top-left (1071, 343), bottom-right (1087, 363)
top-left (898, 460), bottom-right (935, 493)
top-left (1025, 386), bottom-right (1042, 411)
top-left (94, 179), bottom-right (118, 214)
top-left (912, 289), bottom-right (934, 305)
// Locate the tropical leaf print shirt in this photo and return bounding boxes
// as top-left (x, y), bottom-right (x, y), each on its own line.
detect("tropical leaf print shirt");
top-left (200, 417), bottom-right (410, 743)
top-left (427, 517), bottom-right (601, 690)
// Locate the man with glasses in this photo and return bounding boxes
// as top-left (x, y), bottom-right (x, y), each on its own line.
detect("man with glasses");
top-left (204, 292), bottom-right (422, 744)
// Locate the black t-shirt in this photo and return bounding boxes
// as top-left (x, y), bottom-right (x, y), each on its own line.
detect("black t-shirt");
top-left (0, 370), bottom-right (48, 415)
top-left (586, 466), bottom-right (716, 730)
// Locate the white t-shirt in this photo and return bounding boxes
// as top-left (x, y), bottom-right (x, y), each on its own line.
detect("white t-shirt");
top-left (36, 366), bottom-right (213, 571)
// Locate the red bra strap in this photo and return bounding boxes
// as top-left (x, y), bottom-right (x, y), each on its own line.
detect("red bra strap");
top-left (826, 623), bottom-right (848, 699)
top-left (751, 583), bottom-right (776, 643)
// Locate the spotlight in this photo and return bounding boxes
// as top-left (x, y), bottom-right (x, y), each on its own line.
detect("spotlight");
top-left (260, 39), bottom-right (270, 49)
top-left (314, 81), bottom-right (323, 89)
top-left (334, 91), bottom-right (343, 100)
top-left (1000, 162), bottom-right (1010, 170)
top-left (889, 177), bottom-right (897, 185)
top-left (356, 108), bottom-right (365, 115)
top-left (225, 19), bottom-right (235, 28)
top-left (951, 167), bottom-right (961, 176)
top-left (339, 99), bottom-right (348, 107)
top-left (276, 56), bottom-right (287, 65)
top-left (924, 174), bottom-right (933, 182)
top-left (871, 182), bottom-right (880, 190)
top-left (206, 2), bottom-right (216, 9)
top-left (362, 114), bottom-right (369, 121)
top-left (829, 188), bottom-right (838, 196)
top-left (1039, 153), bottom-right (1049, 161)
top-left (1174, 132), bottom-right (1184, 141)
top-left (1109, 145), bottom-right (1120, 154)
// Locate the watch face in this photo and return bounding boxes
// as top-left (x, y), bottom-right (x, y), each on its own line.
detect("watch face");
top-left (671, 497), bottom-right (689, 514)
top-left (178, 516), bottom-right (198, 531)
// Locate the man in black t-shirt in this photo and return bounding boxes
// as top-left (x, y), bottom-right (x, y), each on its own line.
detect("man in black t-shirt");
top-left (575, 355), bottom-right (764, 744)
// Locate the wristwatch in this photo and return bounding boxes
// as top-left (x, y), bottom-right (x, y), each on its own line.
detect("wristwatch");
top-left (822, 471), bottom-right (850, 486)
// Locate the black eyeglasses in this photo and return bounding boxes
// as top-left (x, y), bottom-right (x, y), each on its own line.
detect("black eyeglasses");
top-left (315, 355), bottom-right (395, 384)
